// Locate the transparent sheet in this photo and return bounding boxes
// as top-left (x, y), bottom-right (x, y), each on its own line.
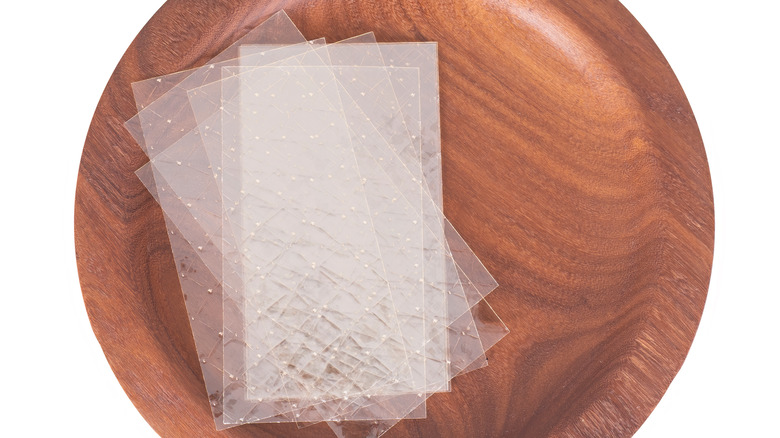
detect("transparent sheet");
top-left (222, 67), bottom-right (422, 424)
top-left (128, 11), bottom-right (508, 434)
top-left (189, 45), bottom-right (506, 424)
top-left (222, 64), bottom-right (426, 423)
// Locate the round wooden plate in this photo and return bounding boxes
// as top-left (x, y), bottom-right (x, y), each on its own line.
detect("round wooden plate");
top-left (75, 0), bottom-right (714, 436)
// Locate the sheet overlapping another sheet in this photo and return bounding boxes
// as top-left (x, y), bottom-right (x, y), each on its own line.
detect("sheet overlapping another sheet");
top-left (127, 10), bottom-right (508, 438)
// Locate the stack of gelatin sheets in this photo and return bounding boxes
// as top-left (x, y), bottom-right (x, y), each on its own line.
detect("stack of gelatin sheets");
top-left (126, 10), bottom-right (508, 438)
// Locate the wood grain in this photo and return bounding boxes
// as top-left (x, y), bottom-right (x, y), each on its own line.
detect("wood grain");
top-left (75, 0), bottom-right (714, 436)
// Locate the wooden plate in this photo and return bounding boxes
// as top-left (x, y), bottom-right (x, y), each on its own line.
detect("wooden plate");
top-left (75, 0), bottom-right (714, 436)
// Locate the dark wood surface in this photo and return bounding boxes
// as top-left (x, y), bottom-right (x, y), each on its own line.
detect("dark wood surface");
top-left (75, 0), bottom-right (714, 436)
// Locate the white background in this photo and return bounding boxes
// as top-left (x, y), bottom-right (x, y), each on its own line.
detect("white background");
top-left (1, 1), bottom-right (777, 436)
